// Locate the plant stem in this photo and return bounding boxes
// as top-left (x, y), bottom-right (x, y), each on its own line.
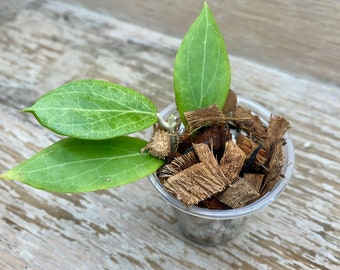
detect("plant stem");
top-left (157, 113), bottom-right (177, 133)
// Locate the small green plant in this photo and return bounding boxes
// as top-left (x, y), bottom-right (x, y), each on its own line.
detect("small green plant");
top-left (0, 2), bottom-right (231, 193)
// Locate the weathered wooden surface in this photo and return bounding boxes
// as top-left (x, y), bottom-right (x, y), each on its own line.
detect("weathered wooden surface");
top-left (76, 0), bottom-right (340, 87)
top-left (0, 1), bottom-right (339, 269)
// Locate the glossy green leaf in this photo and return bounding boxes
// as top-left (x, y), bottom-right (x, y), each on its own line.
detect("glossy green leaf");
top-left (1, 136), bottom-right (163, 192)
top-left (24, 80), bottom-right (158, 139)
top-left (174, 2), bottom-right (231, 123)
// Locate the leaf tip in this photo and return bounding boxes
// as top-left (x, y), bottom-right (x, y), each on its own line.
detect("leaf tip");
top-left (0, 171), bottom-right (11, 181)
top-left (202, 1), bottom-right (211, 14)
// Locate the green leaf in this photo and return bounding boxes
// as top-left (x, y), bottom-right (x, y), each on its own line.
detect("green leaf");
top-left (174, 2), bottom-right (231, 123)
top-left (24, 80), bottom-right (158, 140)
top-left (1, 136), bottom-right (163, 192)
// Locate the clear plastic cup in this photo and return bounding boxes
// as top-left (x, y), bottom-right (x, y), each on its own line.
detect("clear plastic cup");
top-left (148, 96), bottom-right (295, 245)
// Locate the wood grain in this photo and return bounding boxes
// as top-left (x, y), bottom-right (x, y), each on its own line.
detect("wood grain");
top-left (75, 0), bottom-right (340, 87)
top-left (0, 1), bottom-right (339, 269)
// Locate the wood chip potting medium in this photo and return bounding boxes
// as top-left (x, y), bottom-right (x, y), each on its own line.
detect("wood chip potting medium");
top-left (261, 140), bottom-right (285, 194)
top-left (265, 115), bottom-right (291, 150)
top-left (220, 141), bottom-right (246, 182)
top-left (184, 105), bottom-right (226, 131)
top-left (178, 125), bottom-right (230, 153)
top-left (236, 133), bottom-right (267, 168)
top-left (163, 143), bottom-right (228, 207)
top-left (243, 173), bottom-right (264, 193)
top-left (260, 115), bottom-right (290, 193)
top-left (227, 106), bottom-right (268, 140)
top-left (222, 89), bottom-right (237, 114)
top-left (141, 130), bottom-right (172, 159)
top-left (154, 93), bottom-right (291, 209)
top-left (217, 177), bottom-right (260, 208)
top-left (158, 151), bottom-right (198, 178)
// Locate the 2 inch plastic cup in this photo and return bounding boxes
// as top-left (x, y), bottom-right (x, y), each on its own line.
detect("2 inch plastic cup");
top-left (148, 96), bottom-right (295, 245)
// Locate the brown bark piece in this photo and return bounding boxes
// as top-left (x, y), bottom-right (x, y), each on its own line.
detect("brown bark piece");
top-left (236, 133), bottom-right (267, 168)
top-left (198, 196), bottom-right (229, 210)
top-left (261, 140), bottom-right (285, 194)
top-left (163, 143), bottom-right (228, 207)
top-left (178, 125), bottom-right (229, 154)
top-left (265, 115), bottom-right (290, 150)
top-left (223, 89), bottom-right (237, 114)
top-left (191, 126), bottom-right (229, 151)
top-left (184, 105), bottom-right (226, 131)
top-left (193, 143), bottom-right (216, 164)
top-left (217, 177), bottom-right (260, 208)
top-left (158, 151), bottom-right (198, 178)
top-left (260, 115), bottom-right (289, 194)
top-left (220, 141), bottom-right (247, 184)
top-left (229, 106), bottom-right (252, 120)
top-left (193, 143), bottom-right (228, 184)
top-left (227, 106), bottom-right (267, 140)
top-left (244, 173), bottom-right (264, 192)
top-left (163, 162), bottom-right (227, 207)
top-left (141, 130), bottom-right (172, 159)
